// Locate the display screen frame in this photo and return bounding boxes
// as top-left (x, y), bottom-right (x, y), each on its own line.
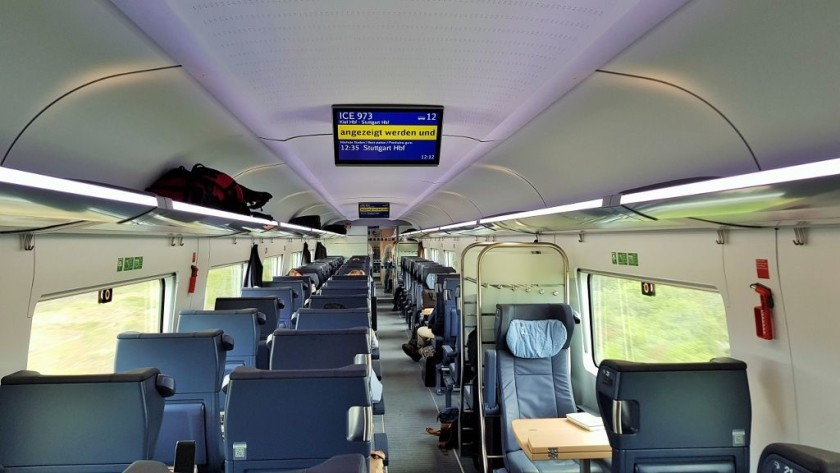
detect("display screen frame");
top-left (358, 202), bottom-right (390, 219)
top-left (332, 104), bottom-right (443, 166)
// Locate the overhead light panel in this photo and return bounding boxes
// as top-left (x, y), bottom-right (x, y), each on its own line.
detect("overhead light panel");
top-left (279, 222), bottom-right (316, 232)
top-left (438, 220), bottom-right (478, 231)
top-left (171, 201), bottom-right (277, 225)
top-left (0, 167), bottom-right (158, 206)
top-left (479, 199), bottom-right (604, 224)
top-left (620, 157), bottom-right (840, 205)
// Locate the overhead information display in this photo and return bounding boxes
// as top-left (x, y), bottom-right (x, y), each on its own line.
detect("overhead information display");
top-left (333, 105), bottom-right (443, 166)
top-left (358, 202), bottom-right (390, 218)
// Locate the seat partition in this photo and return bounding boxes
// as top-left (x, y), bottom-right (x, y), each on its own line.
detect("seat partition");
top-left (0, 368), bottom-right (174, 473)
top-left (114, 330), bottom-right (233, 472)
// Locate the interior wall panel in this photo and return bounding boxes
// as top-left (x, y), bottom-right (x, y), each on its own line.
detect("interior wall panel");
top-left (777, 226), bottom-right (840, 450)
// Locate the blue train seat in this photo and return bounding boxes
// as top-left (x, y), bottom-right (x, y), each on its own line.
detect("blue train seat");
top-left (261, 280), bottom-right (305, 314)
top-left (268, 327), bottom-right (370, 371)
top-left (309, 294), bottom-right (369, 310)
top-left (596, 358), bottom-right (751, 473)
top-left (273, 276), bottom-right (315, 301)
top-left (176, 308), bottom-right (265, 408)
top-left (214, 296), bottom-right (281, 338)
top-left (0, 367), bottom-right (174, 473)
top-left (295, 308), bottom-right (370, 331)
top-left (240, 287), bottom-right (294, 329)
top-left (492, 303), bottom-right (577, 473)
top-left (223, 366), bottom-right (372, 472)
top-left (114, 330), bottom-right (233, 473)
top-left (317, 287), bottom-right (370, 298)
top-left (123, 454), bottom-right (366, 473)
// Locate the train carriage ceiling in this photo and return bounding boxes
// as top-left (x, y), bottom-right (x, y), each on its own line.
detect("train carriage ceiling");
top-left (1, 1), bottom-right (839, 232)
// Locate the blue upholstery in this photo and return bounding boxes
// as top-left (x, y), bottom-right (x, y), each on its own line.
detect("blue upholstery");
top-left (273, 276), bottom-right (314, 301)
top-left (122, 461), bottom-right (170, 473)
top-left (262, 280), bottom-right (305, 314)
top-left (295, 308), bottom-right (370, 330)
top-left (240, 287), bottom-right (295, 329)
top-left (0, 368), bottom-right (173, 473)
top-left (224, 366), bottom-right (372, 472)
top-left (309, 294), bottom-right (369, 310)
top-left (596, 358), bottom-right (751, 473)
top-left (286, 454), bottom-right (367, 473)
top-left (214, 296), bottom-right (280, 338)
top-left (176, 308), bottom-right (264, 406)
top-left (506, 319), bottom-right (566, 359)
top-left (494, 304), bottom-right (578, 473)
top-left (115, 330), bottom-right (232, 472)
top-left (269, 328), bottom-right (370, 371)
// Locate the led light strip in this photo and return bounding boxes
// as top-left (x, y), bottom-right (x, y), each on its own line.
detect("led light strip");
top-left (0, 167), bottom-right (158, 206)
top-left (478, 199), bottom-right (604, 224)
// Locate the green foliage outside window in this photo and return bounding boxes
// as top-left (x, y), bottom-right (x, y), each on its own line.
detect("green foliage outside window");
top-left (589, 274), bottom-right (730, 364)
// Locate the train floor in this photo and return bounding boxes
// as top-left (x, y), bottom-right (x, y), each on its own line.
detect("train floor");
top-left (375, 290), bottom-right (480, 473)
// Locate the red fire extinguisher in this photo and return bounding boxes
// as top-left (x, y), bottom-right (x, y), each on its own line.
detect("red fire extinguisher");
top-left (750, 282), bottom-right (774, 340)
top-left (188, 265), bottom-right (199, 294)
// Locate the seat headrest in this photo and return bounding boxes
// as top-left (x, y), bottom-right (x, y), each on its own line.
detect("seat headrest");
top-left (506, 319), bottom-right (567, 358)
top-left (495, 303), bottom-right (576, 351)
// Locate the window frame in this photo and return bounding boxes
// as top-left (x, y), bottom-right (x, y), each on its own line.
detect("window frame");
top-left (580, 269), bottom-right (728, 373)
top-left (28, 275), bottom-right (168, 375)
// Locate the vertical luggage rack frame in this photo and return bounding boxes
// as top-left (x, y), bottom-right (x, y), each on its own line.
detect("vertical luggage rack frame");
top-left (457, 241), bottom-right (570, 473)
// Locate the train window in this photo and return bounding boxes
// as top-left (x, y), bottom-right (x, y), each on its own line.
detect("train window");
top-left (28, 279), bottom-right (164, 375)
top-left (443, 250), bottom-right (456, 270)
top-left (204, 263), bottom-right (245, 309)
top-left (291, 251), bottom-right (302, 268)
top-left (262, 255), bottom-right (283, 281)
top-left (587, 273), bottom-right (729, 364)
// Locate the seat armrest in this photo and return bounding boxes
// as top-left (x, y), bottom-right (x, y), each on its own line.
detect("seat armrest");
top-left (347, 405), bottom-right (373, 442)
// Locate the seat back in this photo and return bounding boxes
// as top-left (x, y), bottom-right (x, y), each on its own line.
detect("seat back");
top-left (176, 308), bottom-right (265, 404)
top-left (273, 276), bottom-right (314, 301)
top-left (494, 304), bottom-right (577, 459)
top-left (269, 328), bottom-right (370, 371)
top-left (262, 280), bottom-right (305, 313)
top-left (114, 330), bottom-right (233, 471)
top-left (596, 358), bottom-right (751, 473)
top-left (317, 287), bottom-right (369, 298)
top-left (239, 287), bottom-right (294, 329)
top-left (214, 297), bottom-right (280, 338)
top-left (224, 366), bottom-right (372, 472)
top-left (309, 294), bottom-right (368, 310)
top-left (0, 368), bottom-right (173, 473)
top-left (295, 308), bottom-right (371, 330)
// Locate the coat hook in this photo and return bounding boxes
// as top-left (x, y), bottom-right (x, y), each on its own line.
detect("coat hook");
top-left (715, 229), bottom-right (728, 245)
top-left (20, 233), bottom-right (35, 251)
top-left (178, 235), bottom-right (184, 247)
top-left (578, 231), bottom-right (584, 243)
top-left (793, 225), bottom-right (808, 246)
top-left (232, 236), bottom-right (237, 245)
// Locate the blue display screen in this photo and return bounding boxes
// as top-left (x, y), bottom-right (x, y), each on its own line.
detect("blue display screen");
top-left (358, 202), bottom-right (390, 218)
top-left (333, 105), bottom-right (443, 166)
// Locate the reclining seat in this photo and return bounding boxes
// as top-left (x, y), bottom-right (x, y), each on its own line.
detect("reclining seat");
top-left (176, 308), bottom-right (264, 405)
top-left (494, 303), bottom-right (577, 473)
top-left (115, 330), bottom-right (233, 473)
top-left (223, 366), bottom-right (373, 472)
top-left (0, 367), bottom-right (174, 473)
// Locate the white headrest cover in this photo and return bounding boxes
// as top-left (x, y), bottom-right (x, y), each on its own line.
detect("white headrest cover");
top-left (506, 319), bottom-right (567, 359)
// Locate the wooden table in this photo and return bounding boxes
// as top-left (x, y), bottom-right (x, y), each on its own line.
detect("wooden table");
top-left (511, 418), bottom-right (611, 473)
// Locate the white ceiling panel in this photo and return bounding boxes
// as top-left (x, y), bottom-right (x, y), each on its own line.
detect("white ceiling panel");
top-left (112, 0), bottom-right (687, 222)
